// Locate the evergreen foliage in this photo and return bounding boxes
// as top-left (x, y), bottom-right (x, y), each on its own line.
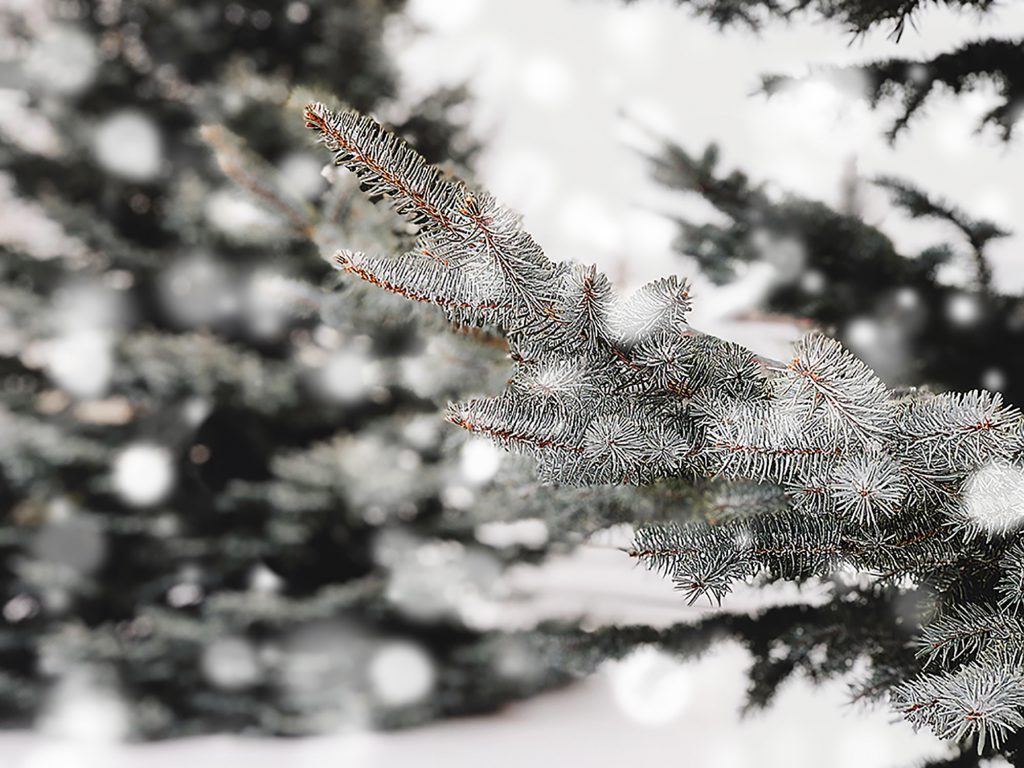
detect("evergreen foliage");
top-left (632, 0), bottom-right (1023, 141)
top-left (763, 38), bottom-right (1024, 141)
top-left (648, 138), bottom-right (1024, 406)
top-left (631, 0), bottom-right (998, 37)
top-left (301, 101), bottom-right (1024, 762)
top-left (0, 0), bottom-right (586, 739)
top-left (5, 0), bottom-right (1024, 761)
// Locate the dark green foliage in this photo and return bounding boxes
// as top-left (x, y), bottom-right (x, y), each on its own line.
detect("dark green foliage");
top-left (624, 0), bottom-right (999, 37)
top-left (544, 581), bottom-right (922, 708)
top-left (763, 39), bottom-right (1024, 141)
top-left (873, 175), bottom-right (1008, 287)
top-left (623, 0), bottom-right (1021, 143)
top-left (649, 138), bottom-right (1024, 403)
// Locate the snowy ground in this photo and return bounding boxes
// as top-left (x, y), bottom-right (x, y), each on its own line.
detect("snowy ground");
top-left (6, 1), bottom-right (1024, 765)
top-left (0, 665), bottom-right (948, 768)
top-left (3, 546), bottom-right (952, 767)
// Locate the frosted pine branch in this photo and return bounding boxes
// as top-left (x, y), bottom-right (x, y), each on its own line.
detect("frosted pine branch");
top-left (296, 103), bottom-right (1024, 751)
top-left (892, 656), bottom-right (1024, 754)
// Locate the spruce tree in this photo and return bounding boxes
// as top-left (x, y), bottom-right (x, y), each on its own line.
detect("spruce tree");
top-left (624, 5), bottom-right (1022, 763)
top-left (647, 140), bottom-right (1023, 405)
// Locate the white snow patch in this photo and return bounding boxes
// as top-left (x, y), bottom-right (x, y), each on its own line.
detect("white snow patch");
top-left (946, 293), bottom-right (981, 327)
top-left (39, 670), bottom-right (128, 743)
top-left (476, 518), bottom-right (549, 549)
top-left (460, 437), bottom-right (503, 485)
top-left (607, 645), bottom-right (692, 726)
top-left (318, 348), bottom-right (381, 404)
top-left (201, 637), bottom-right (262, 690)
top-left (982, 367), bottom-right (1007, 393)
top-left (207, 189), bottom-right (283, 241)
top-left (46, 331), bottom-right (114, 399)
top-left (158, 256), bottom-right (236, 328)
top-left (278, 152), bottom-right (326, 200)
top-left (25, 25), bottom-right (98, 96)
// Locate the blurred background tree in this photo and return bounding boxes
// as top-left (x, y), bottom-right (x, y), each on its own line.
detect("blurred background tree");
top-left (648, 139), bottom-right (1023, 403)
top-left (635, 0), bottom-right (1022, 420)
top-left (0, 0), bottom-right (601, 738)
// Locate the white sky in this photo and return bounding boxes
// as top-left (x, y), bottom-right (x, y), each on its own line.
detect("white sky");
top-left (390, 0), bottom-right (1024, 359)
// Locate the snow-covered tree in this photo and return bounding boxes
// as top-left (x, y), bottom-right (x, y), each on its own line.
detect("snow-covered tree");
top-left (5, 0), bottom-right (1023, 763)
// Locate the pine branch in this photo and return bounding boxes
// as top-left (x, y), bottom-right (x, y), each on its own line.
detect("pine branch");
top-left (303, 103), bottom-right (466, 233)
top-left (762, 38), bottom-right (1024, 141)
top-left (290, 103), bottom-right (1024, 752)
top-left (118, 332), bottom-right (301, 413)
top-left (631, 511), bottom-right (849, 603)
top-left (890, 391), bottom-right (1023, 480)
top-left (645, 136), bottom-right (937, 296)
top-left (548, 582), bottom-right (917, 708)
top-left (0, 406), bottom-right (109, 488)
top-left (875, 175), bottom-right (1008, 291)
top-left (997, 540), bottom-right (1024, 614)
top-left (333, 249), bottom-right (514, 326)
top-left (893, 656), bottom-right (1024, 754)
top-left (777, 332), bottom-right (893, 446)
top-left (629, 0), bottom-right (999, 38)
top-left (200, 125), bottom-right (318, 238)
top-left (306, 103), bottom-right (563, 326)
top-left (915, 603), bottom-right (1024, 667)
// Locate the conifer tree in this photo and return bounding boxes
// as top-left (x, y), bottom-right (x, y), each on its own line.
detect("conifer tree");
top-left (631, 0), bottom-right (997, 38)
top-left (627, 5), bottom-right (1023, 760)
top-left (0, 0), bottom-right (584, 738)
top-left (6, 0), bottom-right (1024, 762)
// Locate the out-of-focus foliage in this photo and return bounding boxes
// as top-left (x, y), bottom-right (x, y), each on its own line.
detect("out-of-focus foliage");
top-left (0, 0), bottom-right (604, 739)
top-left (623, 0), bottom-right (1023, 141)
top-left (623, 0), bottom-right (998, 37)
top-left (763, 39), bottom-right (1024, 140)
top-left (649, 139), bottom-right (1024, 404)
